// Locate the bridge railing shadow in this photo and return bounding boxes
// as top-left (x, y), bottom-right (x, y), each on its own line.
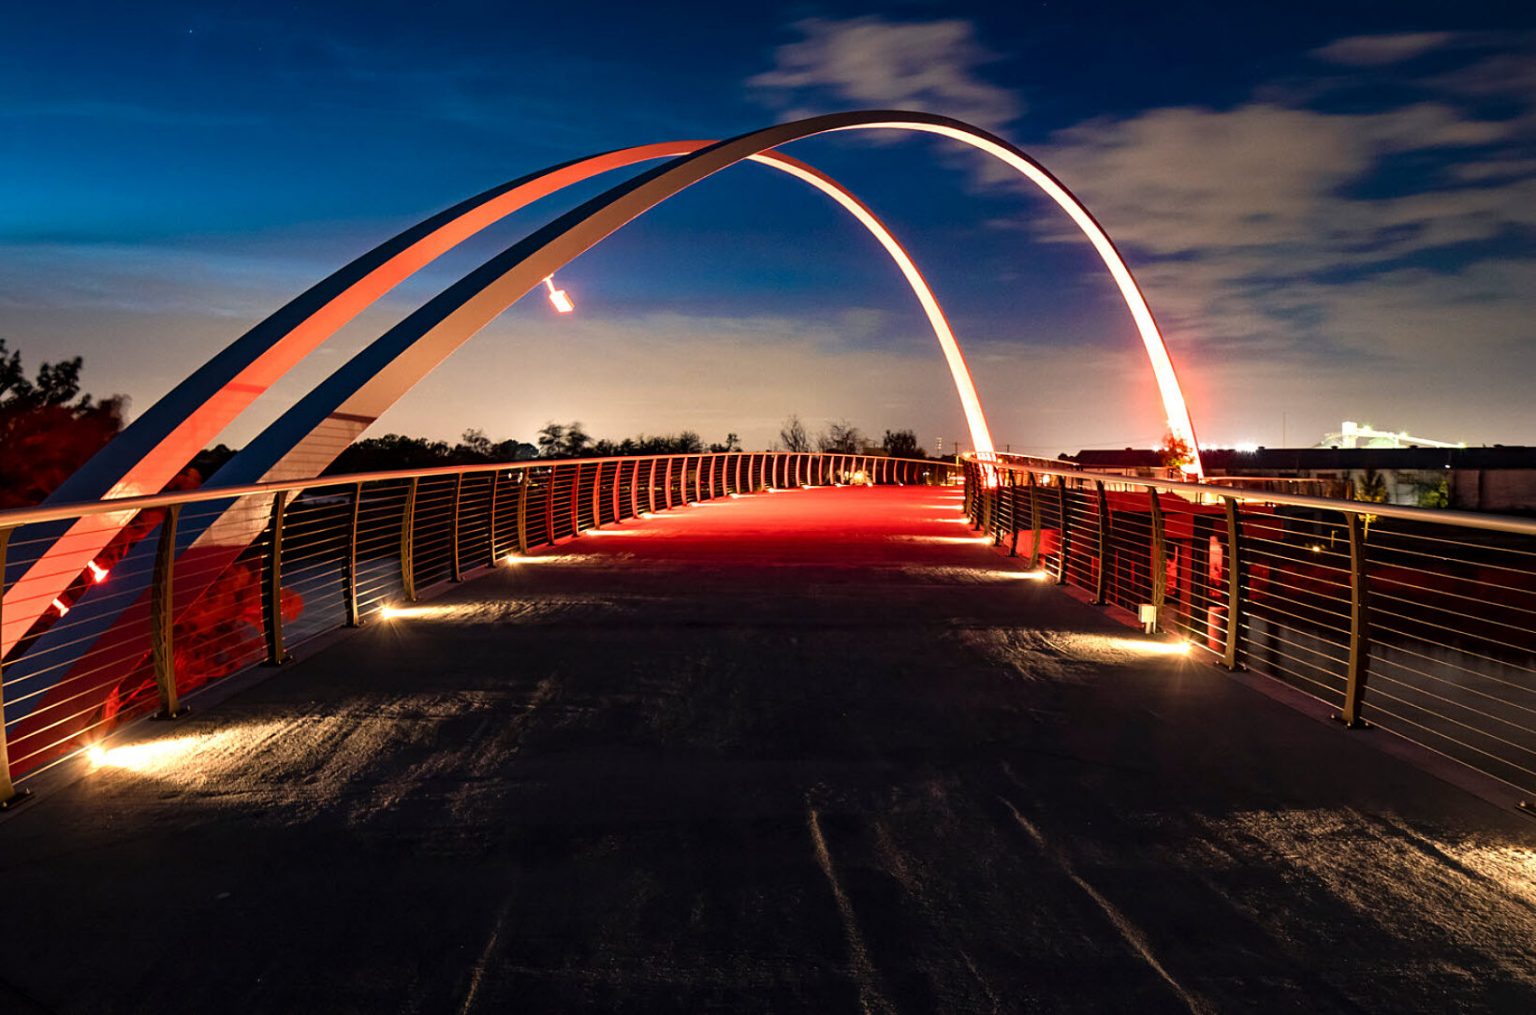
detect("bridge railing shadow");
top-left (964, 457), bottom-right (1536, 810)
top-left (0, 452), bottom-right (957, 798)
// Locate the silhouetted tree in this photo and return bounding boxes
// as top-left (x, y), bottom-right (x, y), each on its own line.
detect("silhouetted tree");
top-left (1158, 430), bottom-right (1193, 472)
top-left (881, 428), bottom-right (924, 458)
top-left (708, 432), bottom-right (742, 453)
top-left (326, 434), bottom-right (454, 474)
top-left (455, 428), bottom-right (536, 463)
top-left (537, 421), bottom-right (592, 458)
top-left (779, 414), bottom-right (811, 453)
top-left (0, 338), bottom-right (127, 507)
top-left (816, 419), bottom-right (863, 454)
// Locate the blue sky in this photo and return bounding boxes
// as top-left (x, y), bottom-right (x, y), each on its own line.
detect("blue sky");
top-left (2, 1), bottom-right (1532, 455)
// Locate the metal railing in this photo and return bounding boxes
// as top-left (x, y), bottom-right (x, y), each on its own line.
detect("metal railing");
top-left (964, 458), bottom-right (1536, 806)
top-left (0, 451), bottom-right (954, 800)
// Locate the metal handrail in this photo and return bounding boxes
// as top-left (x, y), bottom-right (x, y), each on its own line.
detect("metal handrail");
top-left (963, 455), bottom-right (1536, 808)
top-left (968, 455), bottom-right (1536, 538)
top-left (0, 451), bottom-right (955, 800)
top-left (0, 451), bottom-right (922, 529)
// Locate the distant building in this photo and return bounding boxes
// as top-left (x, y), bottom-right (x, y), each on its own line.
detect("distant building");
top-left (1070, 446), bottom-right (1536, 514)
top-left (1317, 420), bottom-right (1465, 450)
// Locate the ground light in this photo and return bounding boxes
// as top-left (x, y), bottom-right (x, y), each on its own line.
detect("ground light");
top-left (378, 604), bottom-right (456, 620)
top-left (87, 736), bottom-right (203, 774)
top-left (1104, 637), bottom-right (1194, 657)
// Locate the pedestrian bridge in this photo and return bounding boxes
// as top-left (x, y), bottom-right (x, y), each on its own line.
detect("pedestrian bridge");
top-left (3, 104), bottom-right (1535, 1009)
top-left (1, 454), bottom-right (1534, 1012)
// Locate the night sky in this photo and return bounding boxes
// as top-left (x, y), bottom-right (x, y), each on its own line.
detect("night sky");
top-left (3, 2), bottom-right (1532, 456)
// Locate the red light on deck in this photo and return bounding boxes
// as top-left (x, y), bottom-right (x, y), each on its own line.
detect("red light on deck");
top-left (52, 597), bottom-right (70, 617)
top-left (87, 560), bottom-right (108, 583)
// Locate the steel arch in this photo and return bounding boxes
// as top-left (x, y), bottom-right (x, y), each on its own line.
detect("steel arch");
top-left (225, 109), bottom-right (1201, 488)
top-left (4, 132), bottom-right (1002, 659)
top-left (0, 132), bottom-right (1002, 736)
top-left (5, 111), bottom-right (1204, 702)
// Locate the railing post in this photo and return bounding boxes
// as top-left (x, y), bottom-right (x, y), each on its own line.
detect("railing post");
top-left (993, 471), bottom-right (1007, 547)
top-left (449, 472), bottom-right (464, 582)
top-left (1338, 511), bottom-right (1373, 728)
top-left (1223, 496), bottom-right (1244, 670)
top-left (1028, 472), bottom-right (1043, 569)
top-left (263, 493), bottom-right (291, 664)
top-left (1008, 471), bottom-right (1021, 556)
top-left (664, 457), bottom-right (675, 509)
top-left (401, 477), bottom-right (419, 601)
top-left (516, 474), bottom-right (531, 554)
top-left (629, 459), bottom-right (641, 518)
top-left (150, 506), bottom-right (183, 712)
top-left (1094, 480), bottom-right (1109, 605)
top-left (569, 462), bottom-right (583, 536)
top-left (647, 459), bottom-right (658, 513)
top-left (343, 482), bottom-right (362, 627)
top-left (590, 460), bottom-right (604, 529)
top-left (611, 460), bottom-right (623, 522)
top-left (1057, 482), bottom-right (1071, 585)
top-left (693, 455), bottom-right (704, 503)
top-left (0, 527), bottom-right (28, 807)
top-left (487, 472), bottom-right (500, 564)
top-left (1148, 487), bottom-right (1167, 632)
top-left (735, 453), bottom-right (744, 494)
top-left (541, 468), bottom-right (555, 546)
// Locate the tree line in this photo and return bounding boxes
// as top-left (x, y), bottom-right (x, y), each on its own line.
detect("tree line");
top-left (325, 417), bottom-right (929, 475)
top-left (1, 340), bottom-right (933, 504)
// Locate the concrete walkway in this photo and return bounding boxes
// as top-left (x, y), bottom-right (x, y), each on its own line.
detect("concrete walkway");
top-left (1, 485), bottom-right (1533, 1013)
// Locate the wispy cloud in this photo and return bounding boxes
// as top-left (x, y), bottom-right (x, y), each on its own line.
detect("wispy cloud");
top-left (749, 16), bottom-right (1021, 130)
top-left (1311, 32), bottom-right (1460, 66)
top-left (747, 19), bottom-right (1535, 443)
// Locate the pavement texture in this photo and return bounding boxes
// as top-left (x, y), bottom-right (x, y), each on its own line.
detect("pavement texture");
top-left (1, 484), bottom-right (1534, 1014)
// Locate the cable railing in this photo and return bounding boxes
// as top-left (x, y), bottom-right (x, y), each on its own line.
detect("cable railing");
top-left (964, 457), bottom-right (1536, 807)
top-left (0, 451), bottom-right (956, 802)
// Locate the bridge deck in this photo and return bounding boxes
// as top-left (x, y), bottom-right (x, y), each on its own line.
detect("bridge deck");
top-left (2, 485), bottom-right (1533, 1013)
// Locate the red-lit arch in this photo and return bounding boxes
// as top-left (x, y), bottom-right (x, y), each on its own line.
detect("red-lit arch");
top-left (1, 142), bottom-right (992, 659)
top-left (4, 110), bottom-right (1204, 666)
top-left (233, 111), bottom-right (1201, 488)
